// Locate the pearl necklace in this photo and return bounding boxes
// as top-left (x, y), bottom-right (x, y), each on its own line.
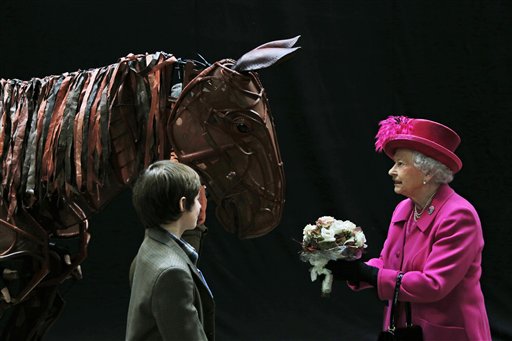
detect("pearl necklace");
top-left (413, 191), bottom-right (437, 221)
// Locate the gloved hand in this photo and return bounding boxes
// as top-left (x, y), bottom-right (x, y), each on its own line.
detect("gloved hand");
top-left (325, 259), bottom-right (379, 287)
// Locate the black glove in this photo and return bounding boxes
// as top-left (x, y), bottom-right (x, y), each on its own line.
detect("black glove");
top-left (325, 259), bottom-right (379, 287)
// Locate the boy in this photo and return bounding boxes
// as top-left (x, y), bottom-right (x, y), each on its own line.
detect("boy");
top-left (126, 160), bottom-right (214, 340)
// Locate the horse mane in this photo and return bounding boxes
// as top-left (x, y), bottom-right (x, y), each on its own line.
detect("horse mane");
top-left (0, 52), bottom-right (177, 223)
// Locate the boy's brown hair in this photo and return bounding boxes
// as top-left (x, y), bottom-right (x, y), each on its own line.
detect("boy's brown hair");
top-left (132, 160), bottom-right (200, 228)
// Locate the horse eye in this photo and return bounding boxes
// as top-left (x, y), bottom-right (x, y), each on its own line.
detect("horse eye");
top-left (236, 122), bottom-right (251, 133)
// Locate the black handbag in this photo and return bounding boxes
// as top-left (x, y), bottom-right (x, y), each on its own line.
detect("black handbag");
top-left (377, 272), bottom-right (423, 341)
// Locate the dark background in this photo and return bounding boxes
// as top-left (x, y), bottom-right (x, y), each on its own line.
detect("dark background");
top-left (1, 0), bottom-right (511, 340)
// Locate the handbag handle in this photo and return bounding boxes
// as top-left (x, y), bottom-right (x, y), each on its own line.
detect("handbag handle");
top-left (405, 302), bottom-right (413, 328)
top-left (395, 216), bottom-right (414, 329)
top-left (387, 272), bottom-right (404, 333)
top-left (387, 272), bottom-right (415, 333)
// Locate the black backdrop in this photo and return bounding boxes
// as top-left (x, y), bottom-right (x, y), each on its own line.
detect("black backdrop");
top-left (1, 1), bottom-right (511, 340)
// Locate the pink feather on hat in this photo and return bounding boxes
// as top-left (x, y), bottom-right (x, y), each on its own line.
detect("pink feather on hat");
top-left (375, 115), bottom-right (413, 152)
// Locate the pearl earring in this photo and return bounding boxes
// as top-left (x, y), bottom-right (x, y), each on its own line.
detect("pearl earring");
top-left (423, 179), bottom-right (427, 185)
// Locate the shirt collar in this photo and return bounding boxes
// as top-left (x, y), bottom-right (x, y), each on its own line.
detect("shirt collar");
top-left (166, 231), bottom-right (199, 265)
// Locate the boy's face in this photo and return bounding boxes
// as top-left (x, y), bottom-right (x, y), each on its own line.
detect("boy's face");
top-left (182, 192), bottom-right (202, 231)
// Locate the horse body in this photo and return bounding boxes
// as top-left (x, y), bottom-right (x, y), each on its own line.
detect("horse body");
top-left (0, 37), bottom-right (299, 339)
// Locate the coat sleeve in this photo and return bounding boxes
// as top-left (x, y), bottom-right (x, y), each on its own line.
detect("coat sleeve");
top-left (151, 267), bottom-right (207, 341)
top-left (378, 205), bottom-right (482, 303)
top-left (347, 243), bottom-right (388, 291)
top-left (347, 204), bottom-right (403, 292)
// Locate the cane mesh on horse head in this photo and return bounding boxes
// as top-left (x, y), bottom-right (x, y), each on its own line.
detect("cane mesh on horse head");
top-left (170, 59), bottom-right (285, 238)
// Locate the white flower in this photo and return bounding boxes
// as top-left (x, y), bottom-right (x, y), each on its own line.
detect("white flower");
top-left (316, 216), bottom-right (335, 228)
top-left (353, 229), bottom-right (367, 247)
top-left (303, 224), bottom-right (316, 236)
top-left (330, 220), bottom-right (345, 234)
top-left (341, 220), bottom-right (357, 230)
top-left (301, 216), bottom-right (367, 296)
top-left (320, 227), bottom-right (336, 242)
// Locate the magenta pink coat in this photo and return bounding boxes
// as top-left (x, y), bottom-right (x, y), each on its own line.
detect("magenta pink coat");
top-left (352, 184), bottom-right (491, 340)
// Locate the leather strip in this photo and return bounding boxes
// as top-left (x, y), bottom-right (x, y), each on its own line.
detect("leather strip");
top-left (74, 68), bottom-right (98, 190)
top-left (21, 78), bottom-right (42, 207)
top-left (60, 73), bottom-right (86, 197)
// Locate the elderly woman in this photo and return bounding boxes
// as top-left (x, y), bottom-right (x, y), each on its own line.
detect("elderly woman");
top-left (327, 116), bottom-right (491, 341)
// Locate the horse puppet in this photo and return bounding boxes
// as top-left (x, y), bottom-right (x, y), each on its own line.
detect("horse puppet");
top-left (0, 36), bottom-right (300, 339)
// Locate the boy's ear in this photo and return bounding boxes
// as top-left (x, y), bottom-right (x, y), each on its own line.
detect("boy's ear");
top-left (179, 197), bottom-right (186, 212)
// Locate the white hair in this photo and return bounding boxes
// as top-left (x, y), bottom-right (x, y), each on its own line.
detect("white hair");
top-left (412, 151), bottom-right (454, 184)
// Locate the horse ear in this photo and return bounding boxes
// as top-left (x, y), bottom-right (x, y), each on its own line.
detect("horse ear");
top-left (232, 35), bottom-right (301, 72)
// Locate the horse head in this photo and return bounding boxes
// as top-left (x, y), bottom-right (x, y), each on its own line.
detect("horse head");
top-left (170, 36), bottom-right (300, 238)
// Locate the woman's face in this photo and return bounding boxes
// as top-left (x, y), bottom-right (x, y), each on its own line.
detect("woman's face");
top-left (388, 149), bottom-right (425, 198)
top-left (182, 192), bottom-right (202, 230)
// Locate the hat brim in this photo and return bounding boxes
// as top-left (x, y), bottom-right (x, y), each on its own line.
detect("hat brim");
top-left (384, 135), bottom-right (462, 173)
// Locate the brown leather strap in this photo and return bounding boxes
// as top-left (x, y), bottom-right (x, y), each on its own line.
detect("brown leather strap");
top-left (6, 82), bottom-right (30, 218)
top-left (109, 67), bottom-right (138, 184)
top-left (38, 76), bottom-right (64, 187)
top-left (31, 78), bottom-right (53, 200)
top-left (144, 65), bottom-right (160, 167)
top-left (74, 68), bottom-right (97, 190)
top-left (42, 74), bottom-right (73, 185)
top-left (21, 78), bottom-right (43, 207)
top-left (60, 74), bottom-right (87, 197)
top-left (1, 81), bottom-right (18, 193)
top-left (0, 79), bottom-right (9, 165)
top-left (86, 65), bottom-right (112, 202)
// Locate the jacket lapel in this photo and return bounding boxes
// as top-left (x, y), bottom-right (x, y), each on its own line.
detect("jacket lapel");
top-left (391, 199), bottom-right (414, 225)
top-left (147, 227), bottom-right (190, 262)
top-left (390, 184), bottom-right (456, 232)
top-left (415, 184), bottom-right (455, 232)
top-left (147, 227), bottom-right (213, 298)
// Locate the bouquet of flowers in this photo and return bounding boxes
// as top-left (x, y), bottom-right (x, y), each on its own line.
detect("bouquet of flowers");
top-left (300, 216), bottom-right (367, 296)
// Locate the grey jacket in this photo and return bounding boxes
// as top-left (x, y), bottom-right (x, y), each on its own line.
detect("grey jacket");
top-left (126, 227), bottom-right (215, 341)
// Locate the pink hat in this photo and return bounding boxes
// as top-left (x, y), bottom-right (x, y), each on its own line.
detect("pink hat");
top-left (375, 116), bottom-right (463, 173)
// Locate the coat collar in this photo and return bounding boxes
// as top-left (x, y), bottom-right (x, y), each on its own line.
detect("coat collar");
top-left (147, 225), bottom-right (174, 245)
top-left (391, 184), bottom-right (455, 232)
top-left (147, 227), bottom-right (214, 298)
top-left (147, 227), bottom-right (195, 265)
